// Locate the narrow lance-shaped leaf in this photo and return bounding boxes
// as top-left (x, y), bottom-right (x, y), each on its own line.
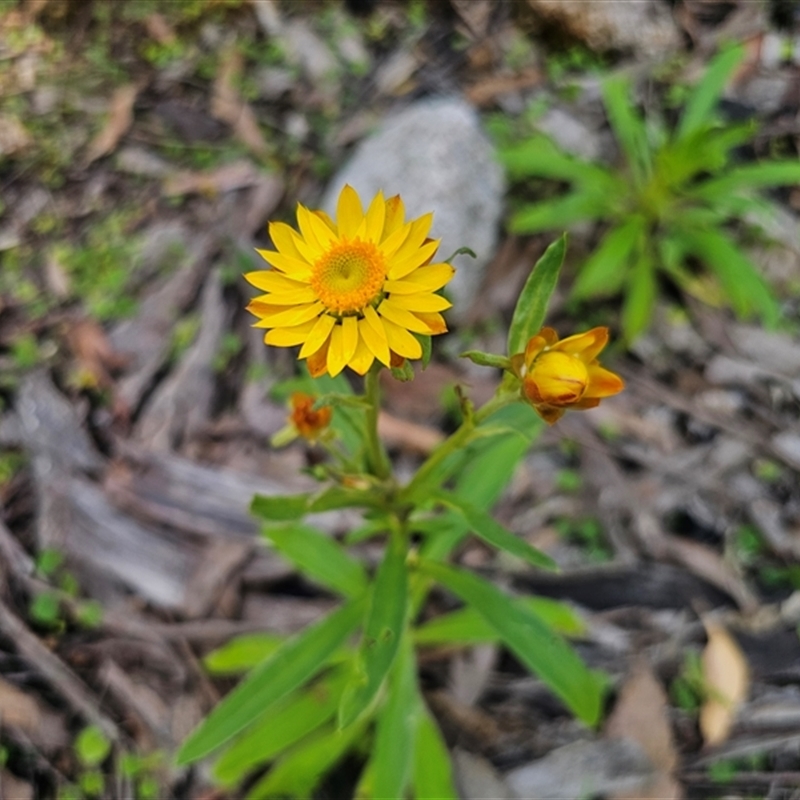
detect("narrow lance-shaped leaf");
top-left (677, 43), bottom-right (744, 141)
top-left (433, 490), bottom-right (557, 571)
top-left (177, 599), bottom-right (364, 764)
top-left (507, 234), bottom-right (567, 356)
top-left (338, 535), bottom-right (409, 728)
top-left (251, 492), bottom-right (310, 521)
top-left (420, 560), bottom-right (605, 726)
top-left (621, 244), bottom-right (656, 343)
top-left (602, 75), bottom-right (651, 187)
top-left (212, 668), bottom-right (349, 787)
top-left (691, 161), bottom-right (800, 200)
top-left (262, 523), bottom-right (368, 598)
top-left (413, 704), bottom-right (458, 800)
top-left (372, 636), bottom-right (418, 800)
top-left (509, 193), bottom-right (606, 235)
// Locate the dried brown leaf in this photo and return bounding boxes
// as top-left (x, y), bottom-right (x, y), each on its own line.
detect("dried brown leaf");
top-left (211, 48), bottom-right (268, 157)
top-left (700, 622), bottom-right (750, 747)
top-left (144, 12), bottom-right (176, 44)
top-left (85, 84), bottom-right (139, 165)
top-left (0, 114), bottom-right (32, 156)
top-left (162, 159), bottom-right (261, 198)
top-left (378, 411), bottom-right (444, 455)
top-left (64, 317), bottom-right (129, 392)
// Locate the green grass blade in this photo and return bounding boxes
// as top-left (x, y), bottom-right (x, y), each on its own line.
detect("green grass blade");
top-left (339, 536), bottom-right (409, 728)
top-left (681, 227), bottom-right (779, 325)
top-left (572, 216), bottom-right (646, 300)
top-left (507, 234), bottom-right (566, 356)
top-left (602, 74), bottom-right (651, 185)
top-left (262, 523), bottom-right (369, 598)
top-left (420, 561), bottom-right (605, 726)
top-left (203, 634), bottom-right (284, 676)
top-left (413, 705), bottom-right (458, 800)
top-left (691, 161), bottom-right (800, 200)
top-left (433, 491), bottom-right (557, 571)
top-left (212, 669), bottom-right (349, 787)
top-left (177, 599), bottom-right (364, 765)
top-left (509, 193), bottom-right (607, 234)
top-left (250, 492), bottom-right (309, 521)
top-left (621, 245), bottom-right (657, 342)
top-left (677, 44), bottom-right (744, 140)
top-left (372, 637), bottom-right (418, 800)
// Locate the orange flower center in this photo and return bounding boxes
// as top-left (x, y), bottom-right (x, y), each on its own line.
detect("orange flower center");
top-left (310, 240), bottom-right (386, 314)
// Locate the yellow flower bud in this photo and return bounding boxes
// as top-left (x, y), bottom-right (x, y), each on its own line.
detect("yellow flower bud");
top-left (523, 351), bottom-right (588, 406)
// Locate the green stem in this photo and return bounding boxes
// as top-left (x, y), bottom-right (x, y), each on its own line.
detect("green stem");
top-left (364, 366), bottom-right (391, 480)
top-left (401, 390), bottom-right (518, 501)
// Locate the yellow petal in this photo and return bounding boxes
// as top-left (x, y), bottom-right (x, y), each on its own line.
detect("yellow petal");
top-left (296, 204), bottom-right (329, 253)
top-left (314, 209), bottom-right (336, 232)
top-left (554, 327), bottom-right (609, 362)
top-left (306, 208), bottom-right (337, 249)
top-left (383, 195), bottom-right (405, 237)
top-left (341, 316), bottom-right (359, 366)
top-left (307, 340), bottom-right (330, 377)
top-left (359, 316), bottom-right (391, 367)
top-left (337, 184), bottom-right (363, 238)
top-left (264, 319), bottom-right (318, 346)
top-left (244, 270), bottom-right (309, 292)
top-left (387, 239), bottom-right (440, 280)
top-left (254, 287), bottom-right (319, 305)
top-left (299, 313), bottom-right (336, 358)
top-left (256, 249), bottom-right (313, 281)
top-left (363, 190), bottom-right (386, 243)
top-left (269, 221), bottom-right (305, 261)
top-left (348, 335), bottom-right (375, 375)
top-left (389, 292), bottom-right (451, 312)
top-left (378, 299), bottom-right (434, 334)
top-left (327, 324), bottom-right (347, 377)
top-left (390, 213), bottom-right (432, 264)
top-left (378, 222), bottom-right (411, 260)
top-left (584, 364), bottom-right (625, 398)
top-left (384, 263), bottom-right (454, 293)
top-left (251, 302), bottom-right (324, 328)
top-left (381, 317), bottom-right (422, 360)
top-left (411, 311), bottom-right (447, 335)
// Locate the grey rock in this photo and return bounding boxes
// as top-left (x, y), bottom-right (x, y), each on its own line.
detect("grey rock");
top-left (323, 97), bottom-right (505, 322)
top-left (505, 737), bottom-right (654, 800)
top-left (537, 106), bottom-right (601, 161)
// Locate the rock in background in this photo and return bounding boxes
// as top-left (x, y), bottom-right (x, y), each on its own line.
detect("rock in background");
top-left (322, 96), bottom-right (505, 322)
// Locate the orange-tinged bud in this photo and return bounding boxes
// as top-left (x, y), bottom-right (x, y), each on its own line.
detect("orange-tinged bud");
top-left (289, 392), bottom-right (332, 441)
top-left (523, 351), bottom-right (588, 406)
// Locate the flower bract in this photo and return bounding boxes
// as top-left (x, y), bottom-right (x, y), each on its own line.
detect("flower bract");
top-left (290, 392), bottom-right (332, 441)
top-left (245, 185), bottom-right (455, 377)
top-left (512, 327), bottom-right (624, 424)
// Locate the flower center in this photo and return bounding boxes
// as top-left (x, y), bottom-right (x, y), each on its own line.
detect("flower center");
top-left (310, 240), bottom-right (386, 314)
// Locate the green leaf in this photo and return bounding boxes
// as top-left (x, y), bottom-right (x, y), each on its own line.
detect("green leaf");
top-left (572, 217), bottom-right (646, 300)
top-left (681, 227), bottom-right (779, 326)
top-left (507, 234), bottom-right (567, 356)
top-left (677, 44), bottom-right (744, 140)
top-left (460, 350), bottom-right (512, 370)
top-left (262, 523), bottom-right (368, 598)
top-left (420, 561), bottom-right (605, 726)
top-left (339, 537), bottom-right (409, 728)
top-left (244, 720), bottom-right (367, 800)
top-left (433, 491), bottom-right (557, 571)
top-left (413, 706), bottom-right (458, 800)
top-left (75, 726), bottom-right (111, 768)
top-left (312, 393), bottom-right (370, 411)
top-left (691, 161), bottom-right (800, 200)
top-left (509, 193), bottom-right (607, 234)
top-left (177, 599), bottom-right (364, 764)
top-left (250, 493), bottom-right (309, 521)
top-left (621, 246), bottom-right (657, 342)
top-left (213, 669), bottom-right (349, 787)
top-left (602, 75), bottom-right (651, 186)
top-left (203, 634), bottom-right (284, 675)
top-left (500, 135), bottom-right (617, 189)
top-left (308, 484), bottom-right (381, 513)
top-left (419, 334), bottom-right (433, 369)
top-left (415, 596), bottom-right (586, 645)
top-left (372, 637), bottom-right (418, 800)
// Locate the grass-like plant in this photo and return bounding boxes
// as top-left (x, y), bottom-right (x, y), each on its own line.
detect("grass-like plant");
top-left (501, 45), bottom-right (800, 341)
top-left (175, 188), bottom-right (625, 799)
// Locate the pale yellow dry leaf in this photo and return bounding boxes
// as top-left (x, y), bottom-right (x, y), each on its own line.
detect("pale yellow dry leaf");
top-left (85, 84), bottom-right (138, 165)
top-left (700, 621), bottom-right (750, 746)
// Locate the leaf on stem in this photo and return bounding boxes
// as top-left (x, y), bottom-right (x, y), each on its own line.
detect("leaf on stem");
top-left (262, 523), bottom-right (368, 598)
top-left (433, 491), bottom-right (558, 571)
top-left (413, 704), bottom-right (458, 800)
top-left (460, 350), bottom-right (512, 370)
top-left (176, 599), bottom-right (364, 764)
top-left (419, 560), bottom-right (605, 726)
top-left (338, 536), bottom-right (409, 728)
top-left (507, 234), bottom-right (567, 357)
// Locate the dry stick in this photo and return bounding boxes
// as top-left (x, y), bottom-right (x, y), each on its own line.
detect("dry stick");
top-left (0, 596), bottom-right (123, 743)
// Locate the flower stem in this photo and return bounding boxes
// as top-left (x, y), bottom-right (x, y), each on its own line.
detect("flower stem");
top-left (401, 390), bottom-right (518, 501)
top-left (364, 365), bottom-right (391, 480)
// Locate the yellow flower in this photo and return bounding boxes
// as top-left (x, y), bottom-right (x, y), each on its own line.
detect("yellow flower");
top-left (245, 185), bottom-right (455, 377)
top-left (512, 327), bottom-right (624, 424)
